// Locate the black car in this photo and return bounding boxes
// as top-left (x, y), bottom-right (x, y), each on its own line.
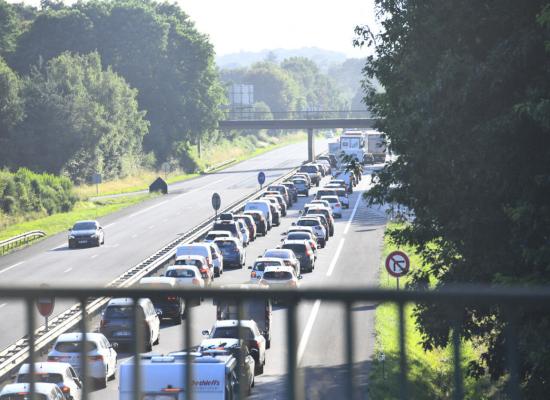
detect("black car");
top-left (281, 240), bottom-right (315, 273)
top-left (282, 182), bottom-right (299, 203)
top-left (68, 220), bottom-right (104, 248)
top-left (244, 210), bottom-right (268, 236)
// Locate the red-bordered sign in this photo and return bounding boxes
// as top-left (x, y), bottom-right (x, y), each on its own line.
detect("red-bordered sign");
top-left (385, 250), bottom-right (410, 278)
top-left (37, 283), bottom-right (55, 317)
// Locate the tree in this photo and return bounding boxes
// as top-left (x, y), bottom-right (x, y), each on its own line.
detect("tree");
top-left (0, 1), bottom-right (21, 58)
top-left (0, 57), bottom-right (23, 166)
top-left (14, 52), bottom-right (148, 183)
top-left (360, 0), bottom-right (550, 396)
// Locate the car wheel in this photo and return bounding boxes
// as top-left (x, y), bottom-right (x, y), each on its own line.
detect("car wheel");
top-left (68, 242), bottom-right (74, 249)
top-left (215, 268), bottom-right (220, 278)
top-left (96, 239), bottom-right (101, 247)
top-left (109, 362), bottom-right (117, 381)
top-left (255, 363), bottom-right (264, 375)
top-left (266, 338), bottom-right (271, 349)
top-left (154, 330), bottom-right (160, 345)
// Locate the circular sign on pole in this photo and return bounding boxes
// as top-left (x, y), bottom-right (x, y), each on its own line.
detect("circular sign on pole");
top-left (257, 171), bottom-right (266, 186)
top-left (385, 250), bottom-right (410, 278)
top-left (211, 192), bottom-right (221, 211)
top-left (37, 284), bottom-right (55, 317)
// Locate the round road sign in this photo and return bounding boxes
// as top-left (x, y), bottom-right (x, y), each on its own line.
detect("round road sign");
top-left (36, 284), bottom-right (55, 317)
top-left (257, 171), bottom-right (266, 185)
top-left (211, 192), bottom-right (221, 211)
top-left (385, 250), bottom-right (410, 278)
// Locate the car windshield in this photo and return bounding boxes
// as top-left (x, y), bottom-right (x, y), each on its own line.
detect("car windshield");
top-left (254, 261), bottom-right (281, 271)
top-left (325, 197), bottom-right (338, 204)
top-left (298, 219), bottom-right (319, 227)
top-left (72, 222), bottom-right (96, 230)
top-left (300, 165), bottom-right (317, 173)
top-left (264, 250), bottom-right (290, 259)
top-left (175, 259), bottom-right (203, 267)
top-left (55, 341), bottom-right (96, 353)
top-left (246, 213), bottom-right (261, 223)
top-left (104, 305), bottom-right (133, 319)
top-left (17, 373), bottom-right (64, 385)
top-left (212, 327), bottom-right (254, 340)
top-left (263, 271), bottom-right (293, 280)
top-left (0, 394), bottom-right (48, 400)
top-left (318, 190), bottom-right (336, 196)
top-left (166, 268), bottom-right (196, 278)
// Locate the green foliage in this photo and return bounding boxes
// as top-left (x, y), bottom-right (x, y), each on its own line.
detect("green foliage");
top-left (0, 168), bottom-right (77, 218)
top-left (0, 57), bottom-right (23, 160)
top-left (361, 0), bottom-right (550, 396)
top-left (11, 52), bottom-right (148, 183)
top-left (0, 0), bottom-right (21, 57)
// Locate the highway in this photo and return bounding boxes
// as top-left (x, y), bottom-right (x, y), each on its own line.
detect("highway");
top-left (87, 165), bottom-right (387, 399)
top-left (0, 140), bottom-right (328, 349)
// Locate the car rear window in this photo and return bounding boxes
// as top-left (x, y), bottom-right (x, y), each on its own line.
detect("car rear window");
top-left (167, 268), bottom-right (196, 278)
top-left (282, 244), bottom-right (306, 255)
top-left (17, 373), bottom-right (63, 385)
top-left (300, 165), bottom-right (317, 173)
top-left (55, 341), bottom-right (97, 353)
top-left (0, 394), bottom-right (48, 400)
top-left (263, 271), bottom-right (293, 280)
top-left (104, 305), bottom-right (133, 319)
top-left (215, 240), bottom-right (238, 251)
top-left (175, 259), bottom-right (203, 267)
top-left (253, 261), bottom-right (281, 271)
top-left (212, 327), bottom-right (254, 340)
top-left (264, 250), bottom-right (290, 259)
top-left (297, 219), bottom-right (319, 227)
top-left (287, 233), bottom-right (310, 240)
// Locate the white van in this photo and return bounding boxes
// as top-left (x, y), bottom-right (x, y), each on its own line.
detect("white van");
top-left (244, 200), bottom-right (272, 230)
top-left (119, 354), bottom-right (239, 400)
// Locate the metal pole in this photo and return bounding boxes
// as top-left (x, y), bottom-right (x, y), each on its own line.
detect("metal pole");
top-left (398, 302), bottom-right (408, 399)
top-left (79, 298), bottom-right (89, 400)
top-left (26, 299), bottom-right (36, 400)
top-left (185, 300), bottom-right (193, 400)
top-left (345, 301), bottom-right (355, 400)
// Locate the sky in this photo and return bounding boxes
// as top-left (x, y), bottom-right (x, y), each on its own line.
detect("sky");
top-left (8, 0), bottom-right (378, 57)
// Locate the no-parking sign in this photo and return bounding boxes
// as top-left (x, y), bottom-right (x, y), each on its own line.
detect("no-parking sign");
top-left (385, 250), bottom-right (410, 278)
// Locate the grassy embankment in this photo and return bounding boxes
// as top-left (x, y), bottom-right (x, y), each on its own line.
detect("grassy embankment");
top-left (1, 132), bottom-right (307, 243)
top-left (368, 223), bottom-right (494, 399)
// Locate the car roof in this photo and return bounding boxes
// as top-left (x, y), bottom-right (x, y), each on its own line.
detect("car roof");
top-left (263, 266), bottom-right (295, 274)
top-left (282, 239), bottom-right (309, 246)
top-left (288, 226), bottom-right (314, 232)
top-left (1, 383), bottom-right (61, 395)
top-left (321, 195), bottom-right (340, 200)
top-left (264, 248), bottom-right (292, 254)
top-left (138, 277), bottom-right (177, 287)
top-left (213, 320), bottom-right (256, 328)
top-left (18, 362), bottom-right (72, 374)
top-left (166, 265), bottom-right (201, 273)
top-left (56, 332), bottom-right (106, 342)
top-left (74, 220), bottom-right (98, 224)
top-left (206, 230), bottom-right (231, 235)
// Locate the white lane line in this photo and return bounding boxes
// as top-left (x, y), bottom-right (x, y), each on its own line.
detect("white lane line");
top-left (64, 267), bottom-right (72, 273)
top-left (326, 239), bottom-right (345, 277)
top-left (50, 243), bottom-right (66, 251)
top-left (343, 192), bottom-right (362, 235)
top-left (0, 262), bottom-right (24, 275)
top-left (176, 178), bottom-right (226, 199)
top-left (131, 234), bottom-right (138, 239)
top-left (0, 303), bottom-right (7, 309)
top-left (128, 200), bottom-right (168, 218)
top-left (104, 222), bottom-right (116, 228)
top-left (297, 299), bottom-right (321, 365)
top-left (91, 254), bottom-right (98, 259)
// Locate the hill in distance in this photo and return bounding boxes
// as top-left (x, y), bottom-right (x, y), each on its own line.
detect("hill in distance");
top-left (216, 47), bottom-right (348, 70)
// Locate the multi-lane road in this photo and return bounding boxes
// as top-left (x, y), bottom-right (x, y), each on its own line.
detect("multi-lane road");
top-left (0, 140), bottom-right (388, 399)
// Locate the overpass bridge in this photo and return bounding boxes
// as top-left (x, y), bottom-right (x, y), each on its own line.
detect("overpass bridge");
top-left (219, 110), bottom-right (378, 162)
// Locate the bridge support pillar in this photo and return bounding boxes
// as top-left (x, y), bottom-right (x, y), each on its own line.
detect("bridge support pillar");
top-left (308, 128), bottom-right (315, 162)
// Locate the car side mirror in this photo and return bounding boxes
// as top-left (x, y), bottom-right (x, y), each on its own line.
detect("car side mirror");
top-left (202, 330), bottom-right (210, 336)
top-left (74, 378), bottom-right (82, 388)
top-left (299, 275), bottom-right (303, 280)
top-left (156, 309), bottom-right (163, 316)
top-left (111, 343), bottom-right (119, 349)
top-left (291, 222), bottom-right (296, 226)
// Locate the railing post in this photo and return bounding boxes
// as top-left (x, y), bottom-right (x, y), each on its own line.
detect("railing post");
top-left (184, 299), bottom-right (193, 400)
top-left (132, 297), bottom-right (142, 400)
top-left (26, 298), bottom-right (36, 400)
top-left (452, 312), bottom-right (464, 400)
top-left (504, 309), bottom-right (521, 400)
top-left (398, 302), bottom-right (408, 400)
top-left (308, 128), bottom-right (315, 162)
top-left (286, 301), bottom-right (303, 400)
top-left (345, 301), bottom-right (355, 400)
top-left (79, 298), bottom-right (89, 400)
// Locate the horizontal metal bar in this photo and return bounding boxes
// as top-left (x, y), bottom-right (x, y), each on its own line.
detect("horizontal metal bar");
top-left (0, 230), bottom-right (45, 248)
top-left (0, 285), bottom-right (549, 306)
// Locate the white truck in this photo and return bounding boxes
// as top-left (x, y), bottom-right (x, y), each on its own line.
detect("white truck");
top-left (339, 130), bottom-right (366, 163)
top-left (366, 130), bottom-right (386, 163)
top-left (119, 354), bottom-right (239, 400)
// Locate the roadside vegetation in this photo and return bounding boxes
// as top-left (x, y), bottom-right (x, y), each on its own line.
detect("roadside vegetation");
top-left (368, 223), bottom-right (495, 399)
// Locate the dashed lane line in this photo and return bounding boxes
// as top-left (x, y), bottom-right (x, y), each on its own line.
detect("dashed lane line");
top-left (0, 262), bottom-right (24, 275)
top-left (326, 239), bottom-right (345, 277)
top-left (297, 299), bottom-right (321, 365)
top-left (343, 190), bottom-right (362, 235)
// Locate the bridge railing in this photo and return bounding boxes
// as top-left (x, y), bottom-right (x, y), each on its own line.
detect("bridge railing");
top-left (1, 284), bottom-right (547, 400)
top-left (222, 109), bottom-right (372, 121)
top-left (0, 230), bottom-right (46, 255)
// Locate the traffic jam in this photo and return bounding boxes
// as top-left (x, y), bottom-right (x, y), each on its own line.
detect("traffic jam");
top-left (0, 153), bottom-right (363, 400)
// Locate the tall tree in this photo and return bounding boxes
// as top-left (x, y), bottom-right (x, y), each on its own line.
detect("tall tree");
top-left (0, 57), bottom-right (23, 165)
top-left (360, 0), bottom-right (550, 396)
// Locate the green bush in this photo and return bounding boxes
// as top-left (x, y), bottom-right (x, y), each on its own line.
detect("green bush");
top-left (0, 168), bottom-right (77, 218)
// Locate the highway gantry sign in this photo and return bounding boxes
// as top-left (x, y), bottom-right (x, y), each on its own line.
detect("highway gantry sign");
top-left (385, 250), bottom-right (410, 277)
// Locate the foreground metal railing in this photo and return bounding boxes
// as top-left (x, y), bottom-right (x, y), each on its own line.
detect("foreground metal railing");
top-left (0, 231), bottom-right (46, 255)
top-left (1, 284), bottom-right (548, 400)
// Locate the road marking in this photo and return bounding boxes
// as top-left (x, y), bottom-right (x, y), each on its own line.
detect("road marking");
top-left (297, 299), bottom-right (321, 365)
top-left (50, 243), bottom-right (66, 251)
top-left (64, 267), bottom-right (72, 273)
top-left (326, 239), bottom-right (345, 277)
top-left (176, 178), bottom-right (226, 199)
top-left (343, 192), bottom-right (362, 235)
top-left (0, 262), bottom-right (24, 275)
top-left (91, 254), bottom-right (98, 259)
top-left (0, 303), bottom-right (6, 309)
top-left (128, 200), bottom-right (168, 218)
top-left (148, 225), bottom-right (155, 230)
top-left (104, 222), bottom-right (116, 228)
top-left (131, 234), bottom-right (138, 239)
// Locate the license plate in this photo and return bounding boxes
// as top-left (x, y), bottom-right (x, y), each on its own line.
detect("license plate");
top-left (78, 240), bottom-right (87, 244)
top-left (114, 331), bottom-right (131, 337)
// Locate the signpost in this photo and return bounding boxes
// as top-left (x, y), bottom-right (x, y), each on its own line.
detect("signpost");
top-left (161, 162), bottom-right (170, 180)
top-left (257, 171), bottom-right (266, 190)
top-left (36, 284), bottom-right (55, 332)
top-left (211, 192), bottom-right (221, 218)
top-left (385, 250), bottom-right (410, 290)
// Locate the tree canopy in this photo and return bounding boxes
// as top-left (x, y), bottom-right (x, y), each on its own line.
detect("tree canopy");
top-left (360, 0), bottom-right (550, 395)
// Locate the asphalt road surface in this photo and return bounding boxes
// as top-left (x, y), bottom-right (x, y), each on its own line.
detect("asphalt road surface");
top-left (86, 165), bottom-right (387, 400)
top-left (0, 140), bottom-right (328, 349)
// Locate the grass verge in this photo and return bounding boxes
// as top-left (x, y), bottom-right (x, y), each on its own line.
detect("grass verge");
top-left (0, 194), bottom-right (155, 242)
top-left (368, 222), bottom-right (493, 399)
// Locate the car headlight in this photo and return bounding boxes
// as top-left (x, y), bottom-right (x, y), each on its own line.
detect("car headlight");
top-left (68, 235), bottom-right (75, 239)
top-left (91, 233), bottom-right (98, 238)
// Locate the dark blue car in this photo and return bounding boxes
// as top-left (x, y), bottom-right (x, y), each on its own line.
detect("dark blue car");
top-left (214, 238), bottom-right (246, 269)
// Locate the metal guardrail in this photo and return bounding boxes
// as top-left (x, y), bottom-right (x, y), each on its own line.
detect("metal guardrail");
top-left (0, 165), bottom-right (304, 381)
top-left (1, 284), bottom-right (548, 400)
top-left (0, 231), bottom-right (46, 255)
top-left (223, 109), bottom-right (372, 121)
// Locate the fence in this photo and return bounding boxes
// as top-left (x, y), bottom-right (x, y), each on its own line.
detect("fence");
top-left (222, 110), bottom-right (372, 121)
top-left (0, 231), bottom-right (46, 255)
top-left (1, 284), bottom-right (548, 400)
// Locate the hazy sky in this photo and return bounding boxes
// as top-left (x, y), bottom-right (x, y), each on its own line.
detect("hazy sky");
top-left (8, 0), bottom-right (378, 57)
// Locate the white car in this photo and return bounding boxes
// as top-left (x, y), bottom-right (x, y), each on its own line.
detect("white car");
top-left (320, 195), bottom-right (343, 218)
top-left (16, 363), bottom-right (82, 400)
top-left (165, 264), bottom-right (206, 287)
top-left (237, 219), bottom-right (250, 246)
top-left (259, 265), bottom-right (302, 288)
top-left (248, 257), bottom-right (285, 282)
top-left (48, 332), bottom-right (117, 389)
top-left (309, 199), bottom-right (331, 209)
top-left (0, 383), bottom-right (65, 400)
top-left (173, 254), bottom-right (213, 285)
top-left (203, 230), bottom-right (232, 242)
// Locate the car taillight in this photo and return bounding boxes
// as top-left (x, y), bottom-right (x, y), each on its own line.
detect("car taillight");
top-left (200, 268), bottom-right (208, 274)
top-left (167, 296), bottom-right (177, 302)
top-left (289, 280), bottom-right (297, 288)
top-left (100, 319), bottom-right (108, 328)
top-left (249, 340), bottom-right (260, 349)
top-left (305, 249), bottom-right (311, 257)
top-left (192, 278), bottom-right (200, 286)
top-left (47, 356), bottom-right (60, 362)
top-left (251, 271), bottom-right (257, 278)
top-left (88, 355), bottom-right (103, 362)
top-left (61, 386), bottom-right (70, 394)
